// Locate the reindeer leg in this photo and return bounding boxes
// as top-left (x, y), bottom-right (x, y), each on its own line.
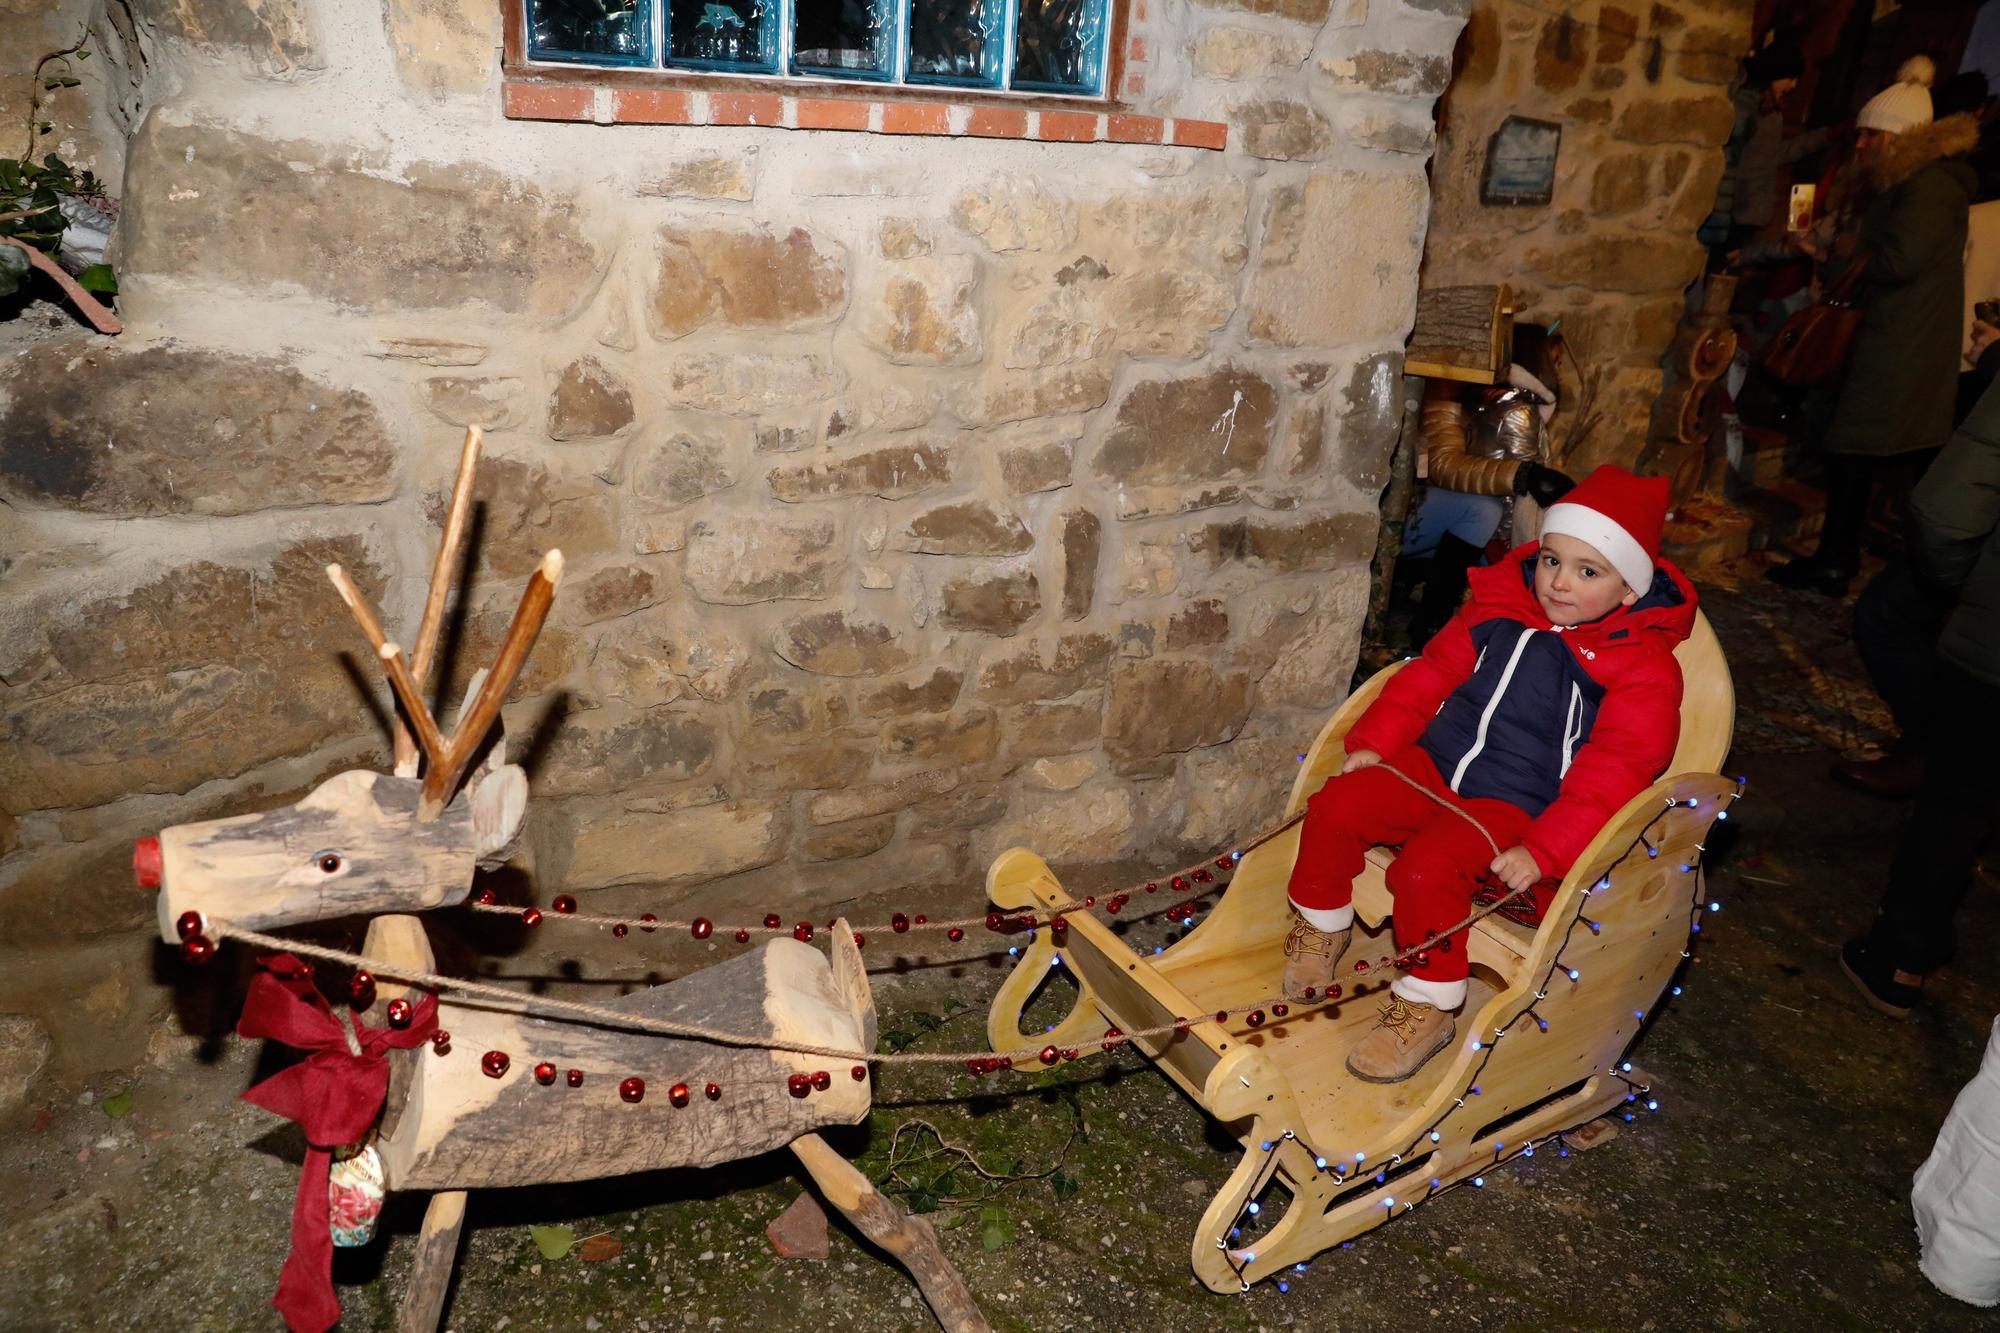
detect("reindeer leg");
top-left (789, 1133), bottom-right (991, 1333)
top-left (397, 1190), bottom-right (467, 1333)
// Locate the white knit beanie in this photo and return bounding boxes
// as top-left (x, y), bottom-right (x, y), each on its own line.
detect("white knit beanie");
top-left (1857, 55), bottom-right (1936, 134)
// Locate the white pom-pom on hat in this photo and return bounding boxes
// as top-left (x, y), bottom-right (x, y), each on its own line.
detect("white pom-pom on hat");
top-left (1897, 54), bottom-right (1937, 89)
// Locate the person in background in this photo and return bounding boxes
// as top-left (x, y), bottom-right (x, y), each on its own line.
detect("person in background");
top-left (1768, 57), bottom-right (1980, 597)
top-left (1842, 373), bottom-right (2000, 1018)
top-left (1724, 33), bottom-right (1819, 254)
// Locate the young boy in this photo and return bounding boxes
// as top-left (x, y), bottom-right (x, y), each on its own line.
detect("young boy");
top-left (1283, 466), bottom-right (1698, 1083)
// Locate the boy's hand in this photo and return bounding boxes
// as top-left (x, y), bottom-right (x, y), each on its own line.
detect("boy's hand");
top-left (1488, 846), bottom-right (1542, 891)
top-left (1341, 749), bottom-right (1382, 775)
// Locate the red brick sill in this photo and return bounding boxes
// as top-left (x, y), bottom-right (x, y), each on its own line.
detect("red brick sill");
top-left (502, 78), bottom-right (1227, 150)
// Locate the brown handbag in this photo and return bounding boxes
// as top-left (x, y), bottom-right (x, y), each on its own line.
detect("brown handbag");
top-left (1762, 255), bottom-right (1869, 386)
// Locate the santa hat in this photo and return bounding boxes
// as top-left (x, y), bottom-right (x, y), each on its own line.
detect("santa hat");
top-left (1857, 56), bottom-right (1935, 135)
top-left (1538, 465), bottom-right (1669, 593)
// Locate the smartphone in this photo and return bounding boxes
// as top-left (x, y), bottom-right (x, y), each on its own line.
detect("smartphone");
top-left (1788, 183), bottom-right (1816, 233)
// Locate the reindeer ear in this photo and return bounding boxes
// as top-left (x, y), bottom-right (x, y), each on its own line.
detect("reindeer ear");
top-left (469, 763), bottom-right (528, 866)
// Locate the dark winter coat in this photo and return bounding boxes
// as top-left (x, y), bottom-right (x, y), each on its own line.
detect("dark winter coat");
top-left (1823, 114), bottom-right (1981, 458)
top-left (1345, 545), bottom-right (1698, 878)
top-left (1911, 374), bottom-right (2000, 687)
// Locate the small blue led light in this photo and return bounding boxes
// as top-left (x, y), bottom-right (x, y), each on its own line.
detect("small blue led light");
top-left (1692, 922), bottom-right (1703, 933)
top-left (1596, 877), bottom-right (1610, 890)
top-left (1471, 1085), bottom-right (1482, 1095)
top-left (1429, 1177), bottom-right (1441, 1189)
top-left (1671, 985), bottom-right (1682, 996)
top-left (1708, 901), bottom-right (1720, 913)
top-left (1716, 809), bottom-right (1729, 821)
top-left (1295, 1263), bottom-right (1308, 1273)
top-left (1634, 1009), bottom-right (1646, 1020)
top-left (1244, 1250), bottom-right (1256, 1262)
top-left (1647, 846), bottom-right (1659, 859)
top-left (1278, 1281), bottom-right (1290, 1293)
top-left (1558, 1146), bottom-right (1569, 1158)
top-left (1688, 798), bottom-right (1700, 808)
top-left (1566, 968), bottom-right (1581, 981)
top-left (1494, 1142), bottom-right (1505, 1151)
top-left (1536, 1017), bottom-right (1548, 1032)
top-left (1232, 851), bottom-right (1243, 861)
top-left (1231, 1227), bottom-right (1241, 1238)
top-left (1261, 1140), bottom-right (1273, 1151)
top-left (1429, 1131), bottom-right (1441, 1143)
top-left (1152, 946), bottom-right (1163, 955)
top-left (1375, 1172), bottom-right (1386, 1184)
top-left (1471, 1040), bottom-right (1483, 1051)
top-left (1045, 1024), bottom-right (1055, 1032)
top-left (1008, 946), bottom-right (1019, 957)
top-left (1586, 919), bottom-right (1601, 935)
top-left (1472, 1177), bottom-right (1484, 1188)
top-left (1382, 1197), bottom-right (1395, 1209)
top-left (1620, 1061), bottom-right (1631, 1072)
top-left (1524, 1145), bottom-right (1535, 1157)
top-left (1314, 1156), bottom-right (1328, 1170)
top-left (1296, 753), bottom-right (1307, 762)
top-left (1680, 864), bottom-right (1692, 873)
top-left (1622, 1112), bottom-right (1634, 1122)
top-left (1247, 1201), bottom-right (1261, 1215)
top-left (1646, 1099), bottom-right (1659, 1111)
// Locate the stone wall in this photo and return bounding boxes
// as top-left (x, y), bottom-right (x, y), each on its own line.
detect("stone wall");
top-left (0, 0), bottom-right (1467, 1081)
top-left (1419, 0), bottom-right (1751, 472)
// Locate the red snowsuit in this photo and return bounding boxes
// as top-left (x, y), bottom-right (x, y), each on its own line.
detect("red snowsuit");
top-left (1288, 543), bottom-right (1699, 985)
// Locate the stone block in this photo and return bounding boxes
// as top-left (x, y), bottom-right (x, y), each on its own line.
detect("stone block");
top-left (1025, 755), bottom-right (1096, 791)
top-left (684, 516), bottom-right (843, 604)
top-left (939, 570), bottom-right (1040, 637)
top-left (879, 219), bottom-right (932, 258)
top-left (441, 455), bottom-right (620, 579)
top-left (859, 667), bottom-right (963, 717)
top-left (649, 223), bottom-right (848, 338)
top-left (808, 768), bottom-right (958, 824)
top-left (1336, 351), bottom-right (1405, 491)
top-left (1236, 98), bottom-right (1332, 161)
top-left (1260, 573), bottom-right (1369, 708)
top-left (1285, 397), bottom-right (1328, 477)
top-left (1095, 366), bottom-right (1278, 486)
top-left (1596, 5), bottom-right (1639, 63)
top-left (0, 537), bottom-right (388, 810)
top-left (0, 341), bottom-right (394, 517)
top-left (382, 0), bottom-right (500, 97)
top-left (801, 815), bottom-right (897, 863)
top-left (421, 375), bottom-right (524, 430)
top-left (1189, 28), bottom-right (1309, 80)
top-left (987, 785), bottom-right (1135, 864)
top-left (0, 1013), bottom-right (51, 1117)
top-left (661, 352), bottom-right (840, 415)
top-left (1247, 171), bottom-right (1429, 346)
top-left (963, 365), bottom-right (1113, 427)
top-left (1004, 693), bottom-right (1101, 760)
top-left (973, 632), bottom-right (1114, 704)
top-left (773, 610), bottom-right (918, 676)
top-left (626, 432), bottom-right (739, 512)
top-left (1590, 151), bottom-right (1653, 214)
top-left (1059, 508), bottom-right (1101, 620)
top-left (538, 705), bottom-right (718, 796)
top-left (894, 500), bottom-right (1033, 557)
top-left (574, 564), bottom-right (664, 624)
top-left (1333, 101), bottom-right (1436, 156)
top-left (880, 709), bottom-right (998, 766)
top-left (951, 178), bottom-right (1079, 252)
top-left (560, 799), bottom-right (787, 889)
top-left (548, 356), bottom-right (635, 440)
top-left (1677, 25), bottom-right (1741, 84)
top-left (856, 254), bottom-right (983, 366)
top-left (1455, 8), bottom-right (1500, 87)
top-left (1187, 0), bottom-right (1333, 22)
top-left (1193, 511), bottom-right (1378, 572)
top-left (638, 153), bottom-right (759, 201)
top-left (1667, 151), bottom-right (1728, 231)
top-left (121, 121), bottom-right (600, 317)
top-left (374, 336), bottom-right (489, 367)
top-left (768, 441), bottom-right (952, 502)
top-left (998, 438), bottom-right (1075, 494)
top-left (130, 0), bottom-right (318, 69)
top-left (1533, 14), bottom-right (1587, 91)
top-left (739, 733), bottom-right (875, 794)
top-left (1616, 96), bottom-right (1737, 147)
top-left (1166, 599), bottom-right (1230, 649)
top-left (1322, 49), bottom-right (1452, 95)
top-left (1524, 234), bottom-right (1706, 295)
top-left (1104, 659), bottom-right (1251, 771)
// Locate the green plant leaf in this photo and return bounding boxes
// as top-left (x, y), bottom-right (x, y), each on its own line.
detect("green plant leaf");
top-left (528, 1223), bottom-right (575, 1260)
top-left (1050, 1169), bottom-right (1079, 1201)
top-left (0, 245), bottom-right (28, 300)
top-left (906, 1188), bottom-right (937, 1214)
top-left (978, 1205), bottom-right (1013, 1251)
top-left (100, 1088), bottom-right (133, 1119)
top-left (76, 263), bottom-right (115, 293)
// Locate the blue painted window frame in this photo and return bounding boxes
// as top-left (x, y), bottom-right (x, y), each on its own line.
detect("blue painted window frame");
top-left (521, 0), bottom-right (1111, 97)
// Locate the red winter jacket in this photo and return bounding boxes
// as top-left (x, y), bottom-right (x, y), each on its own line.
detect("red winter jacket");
top-left (1346, 543), bottom-right (1699, 878)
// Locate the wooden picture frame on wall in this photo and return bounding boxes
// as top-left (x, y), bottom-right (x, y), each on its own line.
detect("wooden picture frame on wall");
top-left (1480, 115), bottom-right (1562, 207)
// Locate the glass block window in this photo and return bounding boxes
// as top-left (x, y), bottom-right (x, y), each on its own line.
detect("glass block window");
top-left (525, 0), bottom-right (1111, 96)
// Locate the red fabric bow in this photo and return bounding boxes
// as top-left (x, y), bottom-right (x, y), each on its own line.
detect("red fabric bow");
top-left (237, 954), bottom-right (438, 1333)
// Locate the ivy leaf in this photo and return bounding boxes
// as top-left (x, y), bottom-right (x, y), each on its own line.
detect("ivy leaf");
top-left (43, 77), bottom-right (80, 89)
top-left (906, 1187), bottom-right (937, 1214)
top-left (100, 1088), bottom-right (134, 1119)
top-left (941, 995), bottom-right (964, 1014)
top-left (76, 264), bottom-right (115, 294)
top-left (1050, 1169), bottom-right (1079, 1202)
top-left (929, 1169), bottom-right (959, 1198)
top-left (528, 1223), bottom-right (575, 1260)
top-left (978, 1205), bottom-right (1014, 1251)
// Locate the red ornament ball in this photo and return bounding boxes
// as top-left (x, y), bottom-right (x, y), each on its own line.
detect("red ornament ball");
top-left (986, 911), bottom-right (1005, 932)
top-left (734, 929), bottom-right (750, 943)
top-left (1215, 1010), bottom-right (1230, 1024)
top-left (1194, 869), bottom-right (1213, 884)
top-left (851, 1064), bottom-right (868, 1081)
top-left (520, 907), bottom-right (542, 929)
top-left (1246, 1010), bottom-right (1265, 1028)
top-left (1354, 959), bottom-right (1370, 972)
top-left (1102, 1027), bottom-right (1124, 1051)
top-left (1272, 1003), bottom-right (1289, 1018)
top-left (705, 1082), bottom-right (722, 1101)
top-left (1145, 881), bottom-right (1159, 893)
top-left (811, 1070), bottom-right (831, 1091)
top-left (947, 927), bottom-right (965, 942)
top-left (474, 888), bottom-right (497, 906)
top-left (1438, 937), bottom-right (1453, 953)
top-left (1415, 951), bottom-right (1432, 967)
top-left (1106, 897), bottom-right (1124, 915)
top-left (553, 895), bottom-right (577, 914)
top-left (1216, 857), bottom-right (1233, 871)
top-left (1327, 984), bottom-right (1343, 1000)
top-left (1039, 1045), bottom-right (1060, 1066)
top-left (1051, 915), bottom-right (1069, 934)
top-left (534, 1062), bottom-right (557, 1086)
top-left (431, 1030), bottom-right (452, 1056)
top-left (764, 913), bottom-right (783, 930)
top-left (966, 1058), bottom-right (987, 1077)
top-left (852, 931), bottom-right (866, 948)
top-left (891, 913), bottom-right (910, 933)
top-left (1061, 1047), bottom-right (1079, 1062)
top-left (668, 1082), bottom-right (691, 1108)
top-left (914, 914), bottom-right (927, 925)
top-left (691, 918), bottom-right (713, 940)
top-left (180, 934), bottom-right (216, 966)
top-left (1172, 877), bottom-right (1189, 892)
top-left (788, 1073), bottom-right (811, 1099)
top-left (349, 971), bottom-right (376, 1009)
top-left (175, 910), bottom-right (206, 941)
top-left (1303, 987), bottom-right (1318, 1001)
top-left (1083, 896), bottom-right (1096, 908)
top-left (638, 913), bottom-right (658, 934)
top-left (385, 998), bottom-right (414, 1030)
top-left (480, 1050), bottom-right (510, 1079)
top-left (794, 921), bottom-right (814, 942)
top-left (567, 1068), bottom-right (584, 1087)
top-left (619, 1077), bottom-right (645, 1104)
top-left (612, 923), bottom-right (629, 939)
top-left (1174, 1018), bottom-right (1192, 1035)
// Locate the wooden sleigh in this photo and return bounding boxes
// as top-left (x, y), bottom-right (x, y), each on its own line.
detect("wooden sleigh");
top-left (986, 616), bottom-right (1736, 1291)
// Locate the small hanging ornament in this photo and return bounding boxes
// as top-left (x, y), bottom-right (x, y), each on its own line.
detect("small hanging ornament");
top-left (520, 907), bottom-right (542, 929)
top-left (1039, 1045), bottom-right (1060, 1066)
top-left (810, 1070), bottom-right (831, 1091)
top-left (553, 895), bottom-right (577, 914)
top-left (788, 1073), bottom-right (812, 1098)
top-left (851, 1065), bottom-right (868, 1081)
top-left (793, 921), bottom-right (814, 942)
top-left (534, 1062), bottom-right (557, 1086)
top-left (619, 1077), bottom-right (645, 1103)
top-left (891, 913), bottom-right (910, 933)
top-left (431, 1030), bottom-right (452, 1056)
top-left (705, 1082), bottom-right (722, 1100)
top-left (567, 1069), bottom-right (584, 1087)
top-left (734, 929), bottom-right (750, 943)
top-left (852, 931), bottom-right (865, 948)
top-left (474, 888), bottom-right (497, 906)
top-left (480, 1050), bottom-right (510, 1079)
top-left (668, 1082), bottom-right (691, 1108)
top-left (1271, 1003), bottom-right (1289, 1019)
top-left (349, 971), bottom-right (376, 1010)
top-left (1246, 1010), bottom-right (1266, 1028)
top-left (181, 935), bottom-right (217, 965)
top-left (986, 911), bottom-right (1005, 932)
top-left (946, 927), bottom-right (965, 942)
top-left (764, 913), bottom-right (782, 930)
top-left (1144, 882), bottom-right (1159, 894)
top-left (638, 913), bottom-right (658, 933)
top-left (913, 915), bottom-right (927, 925)
top-left (175, 910), bottom-right (207, 941)
top-left (386, 998), bottom-right (414, 1030)
top-left (612, 923), bottom-right (629, 939)
top-left (1102, 1027), bottom-right (1124, 1052)
top-left (691, 918), bottom-right (713, 940)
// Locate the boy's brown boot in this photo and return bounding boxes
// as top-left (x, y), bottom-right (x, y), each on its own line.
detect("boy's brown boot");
top-left (1345, 995), bottom-right (1456, 1083)
top-left (1282, 914), bottom-right (1349, 1001)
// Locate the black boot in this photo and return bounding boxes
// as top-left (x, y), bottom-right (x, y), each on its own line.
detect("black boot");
top-left (1766, 553), bottom-right (1856, 597)
top-left (1409, 533), bottom-right (1483, 644)
top-left (1839, 936), bottom-right (1925, 1019)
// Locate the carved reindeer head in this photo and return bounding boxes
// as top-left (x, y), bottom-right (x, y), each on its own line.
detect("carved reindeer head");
top-left (137, 429), bottom-right (562, 943)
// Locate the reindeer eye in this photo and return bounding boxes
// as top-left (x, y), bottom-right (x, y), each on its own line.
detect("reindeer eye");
top-left (316, 852), bottom-right (344, 874)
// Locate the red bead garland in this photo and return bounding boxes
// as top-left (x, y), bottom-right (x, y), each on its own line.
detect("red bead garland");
top-left (668, 1082), bottom-right (691, 1108)
top-left (639, 913), bottom-right (658, 933)
top-left (553, 895), bottom-right (577, 914)
top-left (474, 888), bottom-right (497, 906)
top-left (1039, 1045), bottom-right (1059, 1066)
top-left (705, 1082), bottom-right (722, 1100)
top-left (349, 971), bottom-right (375, 1010)
top-left (734, 929), bottom-right (750, 943)
top-left (175, 910), bottom-right (206, 941)
top-left (567, 1068), bottom-right (584, 1087)
top-left (612, 923), bottom-right (628, 939)
top-left (787, 1073), bottom-right (811, 1098)
top-left (619, 1077), bottom-right (645, 1103)
top-left (891, 913), bottom-right (910, 933)
top-left (947, 927), bottom-right (965, 942)
top-left (691, 918), bottom-right (712, 940)
top-left (534, 1062), bottom-right (557, 1086)
top-left (520, 907), bottom-right (542, 929)
top-left (386, 998), bottom-right (414, 1029)
top-left (480, 1050), bottom-right (510, 1078)
top-left (764, 913), bottom-right (783, 930)
top-left (181, 935), bottom-right (216, 965)
top-left (431, 1030), bottom-right (452, 1056)
top-left (811, 1070), bottom-right (832, 1091)
top-left (851, 1064), bottom-right (868, 1081)
top-left (794, 921), bottom-right (814, 942)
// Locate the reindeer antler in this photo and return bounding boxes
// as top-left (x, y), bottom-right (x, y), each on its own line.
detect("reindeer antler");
top-left (324, 425), bottom-right (565, 822)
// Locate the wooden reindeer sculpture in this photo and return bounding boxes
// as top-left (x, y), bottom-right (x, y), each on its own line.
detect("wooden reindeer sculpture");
top-left (136, 429), bottom-right (988, 1333)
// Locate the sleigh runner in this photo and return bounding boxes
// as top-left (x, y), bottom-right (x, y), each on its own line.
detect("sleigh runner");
top-left (985, 614), bottom-right (1735, 1290)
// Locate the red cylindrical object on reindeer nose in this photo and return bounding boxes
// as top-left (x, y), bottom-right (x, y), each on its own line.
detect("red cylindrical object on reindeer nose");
top-left (133, 836), bottom-right (163, 890)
